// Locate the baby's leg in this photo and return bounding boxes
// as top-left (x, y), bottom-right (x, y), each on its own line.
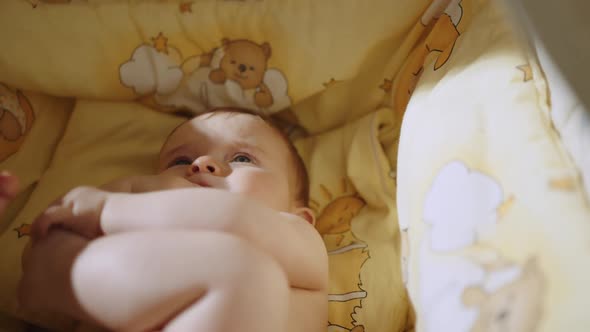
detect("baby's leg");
top-left (72, 230), bottom-right (290, 332)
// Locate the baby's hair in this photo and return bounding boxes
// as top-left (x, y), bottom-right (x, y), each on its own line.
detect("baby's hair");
top-left (163, 107), bottom-right (310, 206)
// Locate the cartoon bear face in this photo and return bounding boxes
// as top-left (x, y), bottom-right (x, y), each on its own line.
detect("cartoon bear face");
top-left (213, 39), bottom-right (271, 90)
top-left (0, 85), bottom-right (35, 161)
top-left (462, 258), bottom-right (545, 332)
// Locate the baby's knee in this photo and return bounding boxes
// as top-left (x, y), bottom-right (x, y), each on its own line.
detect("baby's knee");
top-left (72, 235), bottom-right (127, 279)
top-left (70, 233), bottom-right (150, 303)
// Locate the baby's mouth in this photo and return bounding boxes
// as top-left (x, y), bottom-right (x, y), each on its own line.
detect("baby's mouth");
top-left (186, 176), bottom-right (211, 187)
top-left (195, 180), bottom-right (210, 187)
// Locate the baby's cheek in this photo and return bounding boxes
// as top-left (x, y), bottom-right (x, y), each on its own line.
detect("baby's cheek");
top-left (158, 167), bottom-right (184, 177)
top-left (233, 173), bottom-right (291, 211)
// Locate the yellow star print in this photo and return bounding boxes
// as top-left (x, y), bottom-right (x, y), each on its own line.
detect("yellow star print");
top-left (179, 2), bottom-right (193, 13)
top-left (152, 32), bottom-right (169, 54)
top-left (379, 78), bottom-right (393, 93)
top-left (517, 64), bottom-right (533, 82)
top-left (497, 195), bottom-right (515, 218)
top-left (14, 224), bottom-right (31, 238)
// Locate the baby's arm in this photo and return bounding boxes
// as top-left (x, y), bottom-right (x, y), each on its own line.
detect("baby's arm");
top-left (25, 186), bottom-right (327, 331)
top-left (100, 189), bottom-right (329, 291)
top-left (31, 176), bottom-right (194, 240)
top-left (34, 187), bottom-right (327, 290)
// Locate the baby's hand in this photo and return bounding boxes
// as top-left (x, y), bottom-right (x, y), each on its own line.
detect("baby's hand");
top-left (32, 186), bottom-right (108, 241)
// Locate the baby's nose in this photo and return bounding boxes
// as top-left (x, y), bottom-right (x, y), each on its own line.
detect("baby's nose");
top-left (238, 64), bottom-right (247, 73)
top-left (189, 156), bottom-right (225, 176)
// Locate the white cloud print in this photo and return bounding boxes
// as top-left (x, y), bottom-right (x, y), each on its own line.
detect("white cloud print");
top-left (119, 45), bottom-right (183, 95)
top-left (423, 161), bottom-right (503, 251)
top-left (446, 0), bottom-right (463, 26)
top-left (421, 0), bottom-right (462, 26)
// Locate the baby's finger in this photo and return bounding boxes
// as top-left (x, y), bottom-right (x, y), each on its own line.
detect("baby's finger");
top-left (31, 213), bottom-right (51, 244)
top-left (31, 206), bottom-right (73, 242)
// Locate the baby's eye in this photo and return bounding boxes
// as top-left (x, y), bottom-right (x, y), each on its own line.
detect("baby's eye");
top-left (231, 154), bottom-right (253, 164)
top-left (168, 157), bottom-right (192, 168)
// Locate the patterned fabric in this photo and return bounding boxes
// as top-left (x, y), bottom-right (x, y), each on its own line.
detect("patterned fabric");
top-left (0, 0), bottom-right (588, 331)
top-left (397, 0), bottom-right (590, 331)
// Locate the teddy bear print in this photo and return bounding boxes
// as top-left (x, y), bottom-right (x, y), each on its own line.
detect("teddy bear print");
top-left (392, 0), bottom-right (465, 114)
top-left (162, 38), bottom-right (291, 114)
top-left (0, 84), bottom-right (35, 161)
top-left (462, 258), bottom-right (545, 332)
top-left (315, 193), bottom-right (366, 249)
top-left (120, 37), bottom-right (291, 115)
top-left (208, 39), bottom-right (274, 108)
top-left (310, 180), bottom-right (369, 331)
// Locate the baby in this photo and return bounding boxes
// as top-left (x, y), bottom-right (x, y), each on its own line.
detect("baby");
top-left (17, 109), bottom-right (328, 332)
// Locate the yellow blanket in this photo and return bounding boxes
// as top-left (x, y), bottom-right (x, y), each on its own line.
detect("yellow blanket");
top-left (1, 0), bottom-right (423, 330)
top-left (1, 0), bottom-right (589, 331)
top-left (397, 0), bottom-right (590, 331)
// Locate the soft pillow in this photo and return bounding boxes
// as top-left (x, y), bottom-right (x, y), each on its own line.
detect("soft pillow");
top-left (0, 0), bottom-right (430, 132)
top-left (297, 107), bottom-right (409, 332)
top-left (397, 0), bottom-right (590, 331)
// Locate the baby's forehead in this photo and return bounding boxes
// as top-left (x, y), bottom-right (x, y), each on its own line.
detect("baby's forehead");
top-left (185, 112), bottom-right (274, 139)
top-left (161, 112), bottom-right (288, 154)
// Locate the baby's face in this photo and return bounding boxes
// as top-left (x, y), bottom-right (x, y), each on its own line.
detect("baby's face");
top-left (158, 113), bottom-right (296, 212)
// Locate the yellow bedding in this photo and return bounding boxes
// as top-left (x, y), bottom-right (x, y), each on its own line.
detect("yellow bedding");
top-left (1, 0), bottom-right (421, 330)
top-left (397, 1), bottom-right (590, 331)
top-left (0, 0), bottom-right (589, 331)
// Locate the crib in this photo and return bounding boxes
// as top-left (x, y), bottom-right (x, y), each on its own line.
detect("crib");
top-left (0, 0), bottom-right (588, 331)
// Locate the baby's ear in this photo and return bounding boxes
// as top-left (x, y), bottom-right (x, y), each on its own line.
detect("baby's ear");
top-left (294, 207), bottom-right (316, 226)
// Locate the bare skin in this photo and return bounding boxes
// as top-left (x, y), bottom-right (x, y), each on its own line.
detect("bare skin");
top-left (17, 112), bottom-right (328, 332)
